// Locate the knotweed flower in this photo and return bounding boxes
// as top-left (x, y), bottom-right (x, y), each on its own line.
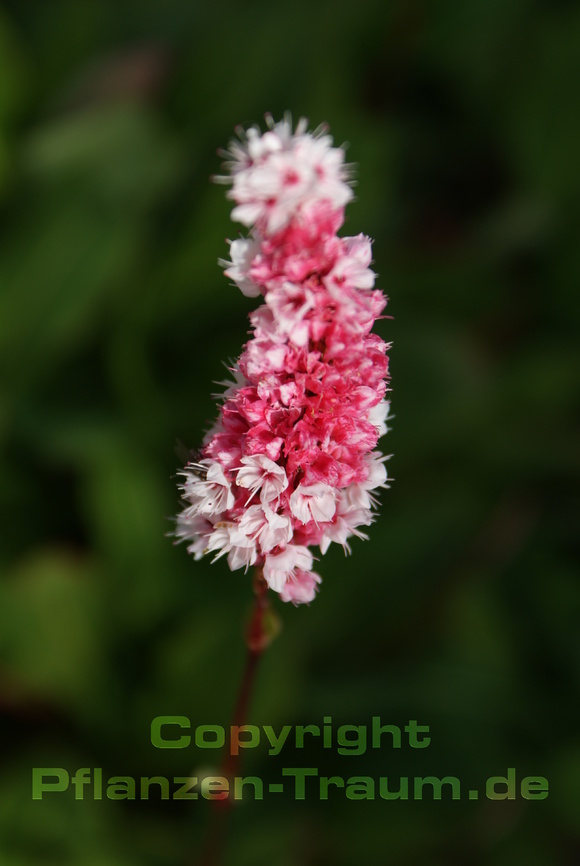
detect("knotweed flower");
top-left (175, 114), bottom-right (391, 604)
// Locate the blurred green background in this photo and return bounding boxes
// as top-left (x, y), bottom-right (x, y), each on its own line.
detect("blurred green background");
top-left (0, 0), bottom-right (579, 864)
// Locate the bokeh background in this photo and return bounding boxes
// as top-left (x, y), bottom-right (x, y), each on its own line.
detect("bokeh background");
top-left (0, 1), bottom-right (579, 864)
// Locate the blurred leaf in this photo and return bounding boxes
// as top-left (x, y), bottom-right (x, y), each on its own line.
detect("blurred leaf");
top-left (23, 104), bottom-right (185, 208)
top-left (0, 549), bottom-right (106, 715)
top-left (79, 438), bottom-right (178, 630)
top-left (499, 9), bottom-right (580, 199)
top-left (0, 11), bottom-right (29, 123)
top-left (0, 201), bottom-right (139, 389)
top-left (0, 758), bottom-right (139, 866)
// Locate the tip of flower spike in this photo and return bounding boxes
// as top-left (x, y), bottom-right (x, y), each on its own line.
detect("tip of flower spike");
top-left (216, 115), bottom-right (355, 235)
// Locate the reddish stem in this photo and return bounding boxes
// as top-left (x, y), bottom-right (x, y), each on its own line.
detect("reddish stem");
top-left (197, 567), bottom-right (271, 866)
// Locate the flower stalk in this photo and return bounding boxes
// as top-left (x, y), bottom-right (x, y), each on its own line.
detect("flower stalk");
top-left (197, 567), bottom-right (277, 866)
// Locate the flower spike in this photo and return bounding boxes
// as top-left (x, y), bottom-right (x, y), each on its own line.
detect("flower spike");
top-left (175, 116), bottom-right (391, 605)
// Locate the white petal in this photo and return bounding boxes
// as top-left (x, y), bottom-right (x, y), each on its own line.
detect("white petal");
top-left (263, 545), bottom-right (313, 592)
top-left (289, 483), bottom-right (337, 525)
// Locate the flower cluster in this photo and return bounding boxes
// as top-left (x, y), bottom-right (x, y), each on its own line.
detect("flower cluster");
top-left (175, 115), bottom-right (390, 604)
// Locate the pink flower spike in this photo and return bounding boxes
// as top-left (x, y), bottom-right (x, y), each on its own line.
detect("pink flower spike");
top-left (173, 115), bottom-right (392, 605)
